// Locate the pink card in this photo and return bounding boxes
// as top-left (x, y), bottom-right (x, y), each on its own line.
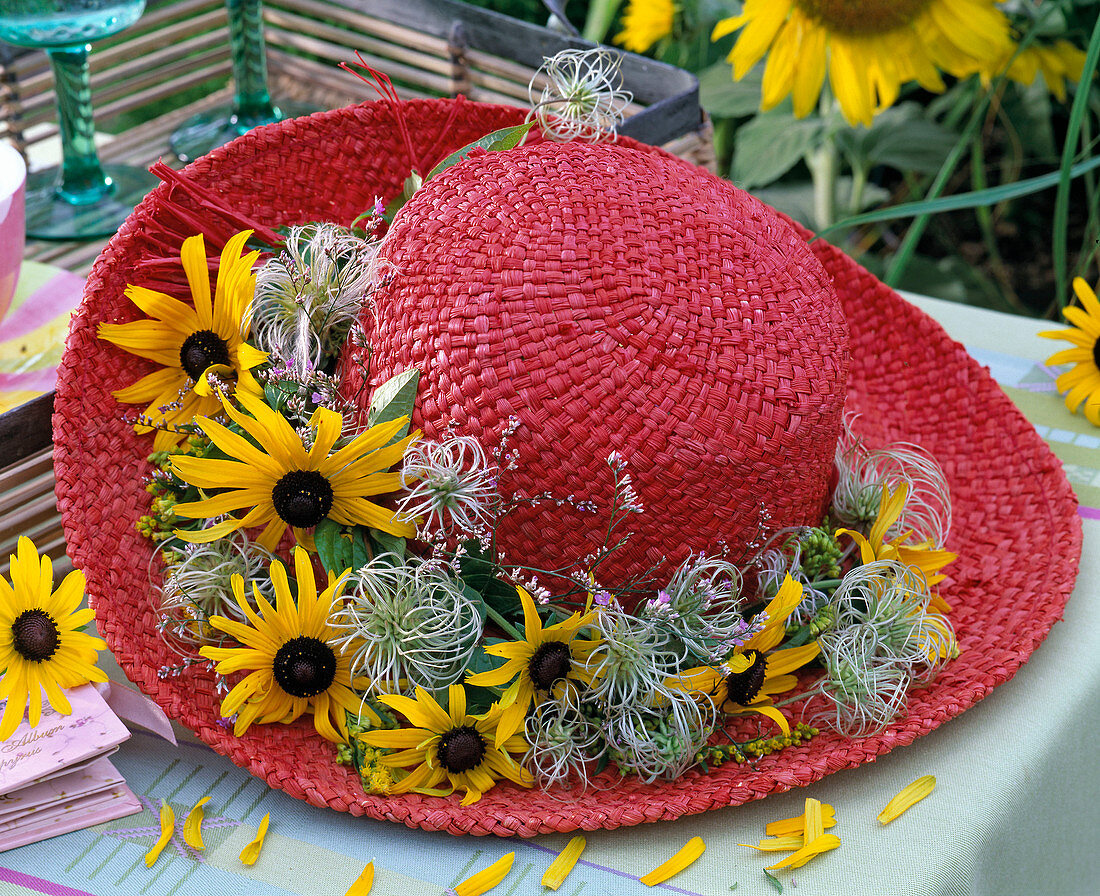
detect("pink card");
top-left (0, 780), bottom-right (142, 852)
top-left (0, 684), bottom-right (130, 797)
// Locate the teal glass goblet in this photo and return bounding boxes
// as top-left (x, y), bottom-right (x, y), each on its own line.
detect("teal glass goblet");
top-left (0, 0), bottom-right (158, 241)
top-left (169, 0), bottom-right (315, 163)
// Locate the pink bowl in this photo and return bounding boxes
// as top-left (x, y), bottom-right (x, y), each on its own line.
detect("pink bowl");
top-left (0, 141), bottom-right (26, 322)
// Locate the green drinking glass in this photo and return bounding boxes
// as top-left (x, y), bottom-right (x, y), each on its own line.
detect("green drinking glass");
top-left (0, 0), bottom-right (158, 240)
top-left (169, 0), bottom-right (315, 163)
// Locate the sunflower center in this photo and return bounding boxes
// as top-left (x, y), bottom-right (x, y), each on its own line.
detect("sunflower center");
top-left (437, 725), bottom-right (487, 773)
top-left (271, 470), bottom-right (335, 527)
top-left (793, 0), bottom-right (930, 35)
top-left (725, 650), bottom-right (768, 705)
top-left (272, 636), bottom-right (337, 698)
top-left (1093, 336), bottom-right (1100, 371)
top-left (11, 609), bottom-right (60, 662)
top-left (179, 329), bottom-right (231, 381)
top-left (528, 641), bottom-right (572, 692)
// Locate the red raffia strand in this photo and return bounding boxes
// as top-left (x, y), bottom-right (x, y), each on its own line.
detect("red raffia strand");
top-left (127, 162), bottom-right (285, 296)
top-left (340, 57), bottom-right (423, 174)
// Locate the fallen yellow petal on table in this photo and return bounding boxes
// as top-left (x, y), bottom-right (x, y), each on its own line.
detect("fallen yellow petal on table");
top-left (453, 852), bottom-right (514, 896)
top-left (803, 798), bottom-right (824, 842)
top-left (239, 813), bottom-right (270, 866)
top-left (183, 796), bottom-right (211, 849)
top-left (542, 836), bottom-right (586, 890)
top-left (345, 860), bottom-right (374, 895)
top-left (879, 775), bottom-right (936, 824)
top-left (639, 836), bottom-right (706, 887)
top-left (765, 834), bottom-right (841, 870)
top-left (144, 801), bottom-right (175, 867)
top-left (765, 804), bottom-right (836, 837)
top-left (740, 836), bottom-right (805, 852)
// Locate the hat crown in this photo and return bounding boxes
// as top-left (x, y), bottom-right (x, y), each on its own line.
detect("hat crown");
top-left (351, 140), bottom-right (849, 600)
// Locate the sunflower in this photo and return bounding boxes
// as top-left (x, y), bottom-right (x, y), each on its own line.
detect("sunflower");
top-left (465, 586), bottom-right (601, 744)
top-left (198, 546), bottom-right (370, 742)
top-left (668, 574), bottom-right (818, 734)
top-left (615, 0), bottom-right (676, 55)
top-left (0, 538), bottom-right (106, 740)
top-left (170, 389), bottom-right (418, 551)
top-left (1041, 277), bottom-right (1100, 426)
top-left (712, 0), bottom-right (1013, 126)
top-left (837, 482), bottom-right (956, 611)
top-left (362, 684), bottom-right (533, 806)
top-left (993, 39), bottom-right (1087, 103)
top-left (98, 230), bottom-right (268, 452)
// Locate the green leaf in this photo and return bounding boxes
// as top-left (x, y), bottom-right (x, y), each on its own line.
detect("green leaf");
top-left (383, 172), bottom-right (423, 222)
top-left (698, 61), bottom-right (763, 118)
top-left (816, 153), bottom-right (1100, 239)
top-left (314, 518), bottom-right (345, 577)
top-left (834, 104), bottom-right (958, 175)
top-left (763, 868), bottom-right (783, 893)
top-left (367, 368), bottom-right (419, 443)
top-left (755, 178), bottom-right (889, 227)
top-left (733, 112), bottom-right (823, 188)
top-left (424, 122), bottom-right (535, 183)
top-left (369, 529), bottom-right (406, 562)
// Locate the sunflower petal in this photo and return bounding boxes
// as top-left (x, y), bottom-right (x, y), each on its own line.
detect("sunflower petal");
top-left (765, 833), bottom-right (840, 870)
top-left (453, 852), bottom-right (514, 896)
top-left (144, 801), bottom-right (176, 867)
top-left (639, 836), bottom-right (706, 887)
top-left (183, 796), bottom-right (211, 849)
top-left (878, 774), bottom-right (936, 823)
top-left (542, 835), bottom-right (586, 890)
top-left (239, 813), bottom-right (270, 866)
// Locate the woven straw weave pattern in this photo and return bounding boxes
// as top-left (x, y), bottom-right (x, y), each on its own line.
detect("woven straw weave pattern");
top-left (52, 99), bottom-right (1081, 837)
top-left (345, 140), bottom-right (849, 595)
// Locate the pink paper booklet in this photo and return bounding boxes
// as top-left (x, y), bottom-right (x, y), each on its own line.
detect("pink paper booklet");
top-left (0, 684), bottom-right (141, 851)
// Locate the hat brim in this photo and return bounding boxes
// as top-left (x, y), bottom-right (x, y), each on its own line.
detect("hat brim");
top-left (53, 99), bottom-right (1081, 837)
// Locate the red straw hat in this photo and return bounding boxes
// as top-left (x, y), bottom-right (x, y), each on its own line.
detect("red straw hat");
top-left (53, 99), bottom-right (1081, 836)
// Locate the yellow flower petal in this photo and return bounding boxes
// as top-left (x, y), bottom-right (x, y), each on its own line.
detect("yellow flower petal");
top-left (144, 801), bottom-right (176, 867)
top-left (183, 796), bottom-right (211, 849)
top-left (765, 833), bottom-right (840, 870)
top-left (803, 797), bottom-right (824, 842)
top-left (542, 836), bottom-right (586, 890)
top-left (878, 774), bottom-right (936, 824)
top-left (453, 852), bottom-right (514, 896)
top-left (765, 804), bottom-right (836, 837)
top-left (639, 836), bottom-right (706, 887)
top-left (239, 813), bottom-right (270, 866)
top-left (345, 860), bottom-right (375, 895)
top-left (741, 836), bottom-right (804, 852)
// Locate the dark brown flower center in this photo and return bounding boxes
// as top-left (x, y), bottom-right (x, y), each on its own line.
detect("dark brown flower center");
top-left (11, 609), bottom-right (61, 662)
top-left (793, 0), bottom-right (930, 35)
top-left (179, 329), bottom-right (231, 381)
top-left (272, 636), bottom-right (336, 698)
top-left (271, 470), bottom-right (334, 527)
top-left (725, 650), bottom-right (768, 705)
top-left (437, 725), bottom-right (486, 773)
top-left (528, 641), bottom-right (572, 692)
top-left (1092, 336), bottom-right (1100, 371)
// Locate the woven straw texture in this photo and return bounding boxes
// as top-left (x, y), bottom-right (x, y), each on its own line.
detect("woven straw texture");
top-left (53, 99), bottom-right (1082, 837)
top-left (341, 141), bottom-right (849, 596)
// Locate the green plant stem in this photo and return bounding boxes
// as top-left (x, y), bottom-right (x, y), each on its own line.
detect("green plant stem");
top-left (582, 0), bottom-right (623, 43)
top-left (1053, 11), bottom-right (1100, 308)
top-left (808, 93), bottom-right (841, 230)
top-left (969, 133), bottom-right (1025, 313)
top-left (808, 137), bottom-right (839, 230)
top-left (483, 604), bottom-right (524, 641)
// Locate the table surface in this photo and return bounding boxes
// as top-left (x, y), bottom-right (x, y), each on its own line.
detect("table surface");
top-left (1, 294), bottom-right (1097, 896)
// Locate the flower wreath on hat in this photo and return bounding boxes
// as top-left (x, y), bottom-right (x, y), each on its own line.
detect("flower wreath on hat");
top-left (80, 54), bottom-right (964, 808)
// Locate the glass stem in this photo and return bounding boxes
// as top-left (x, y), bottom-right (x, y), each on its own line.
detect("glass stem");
top-left (47, 44), bottom-right (111, 205)
top-left (226, 0), bottom-right (277, 124)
